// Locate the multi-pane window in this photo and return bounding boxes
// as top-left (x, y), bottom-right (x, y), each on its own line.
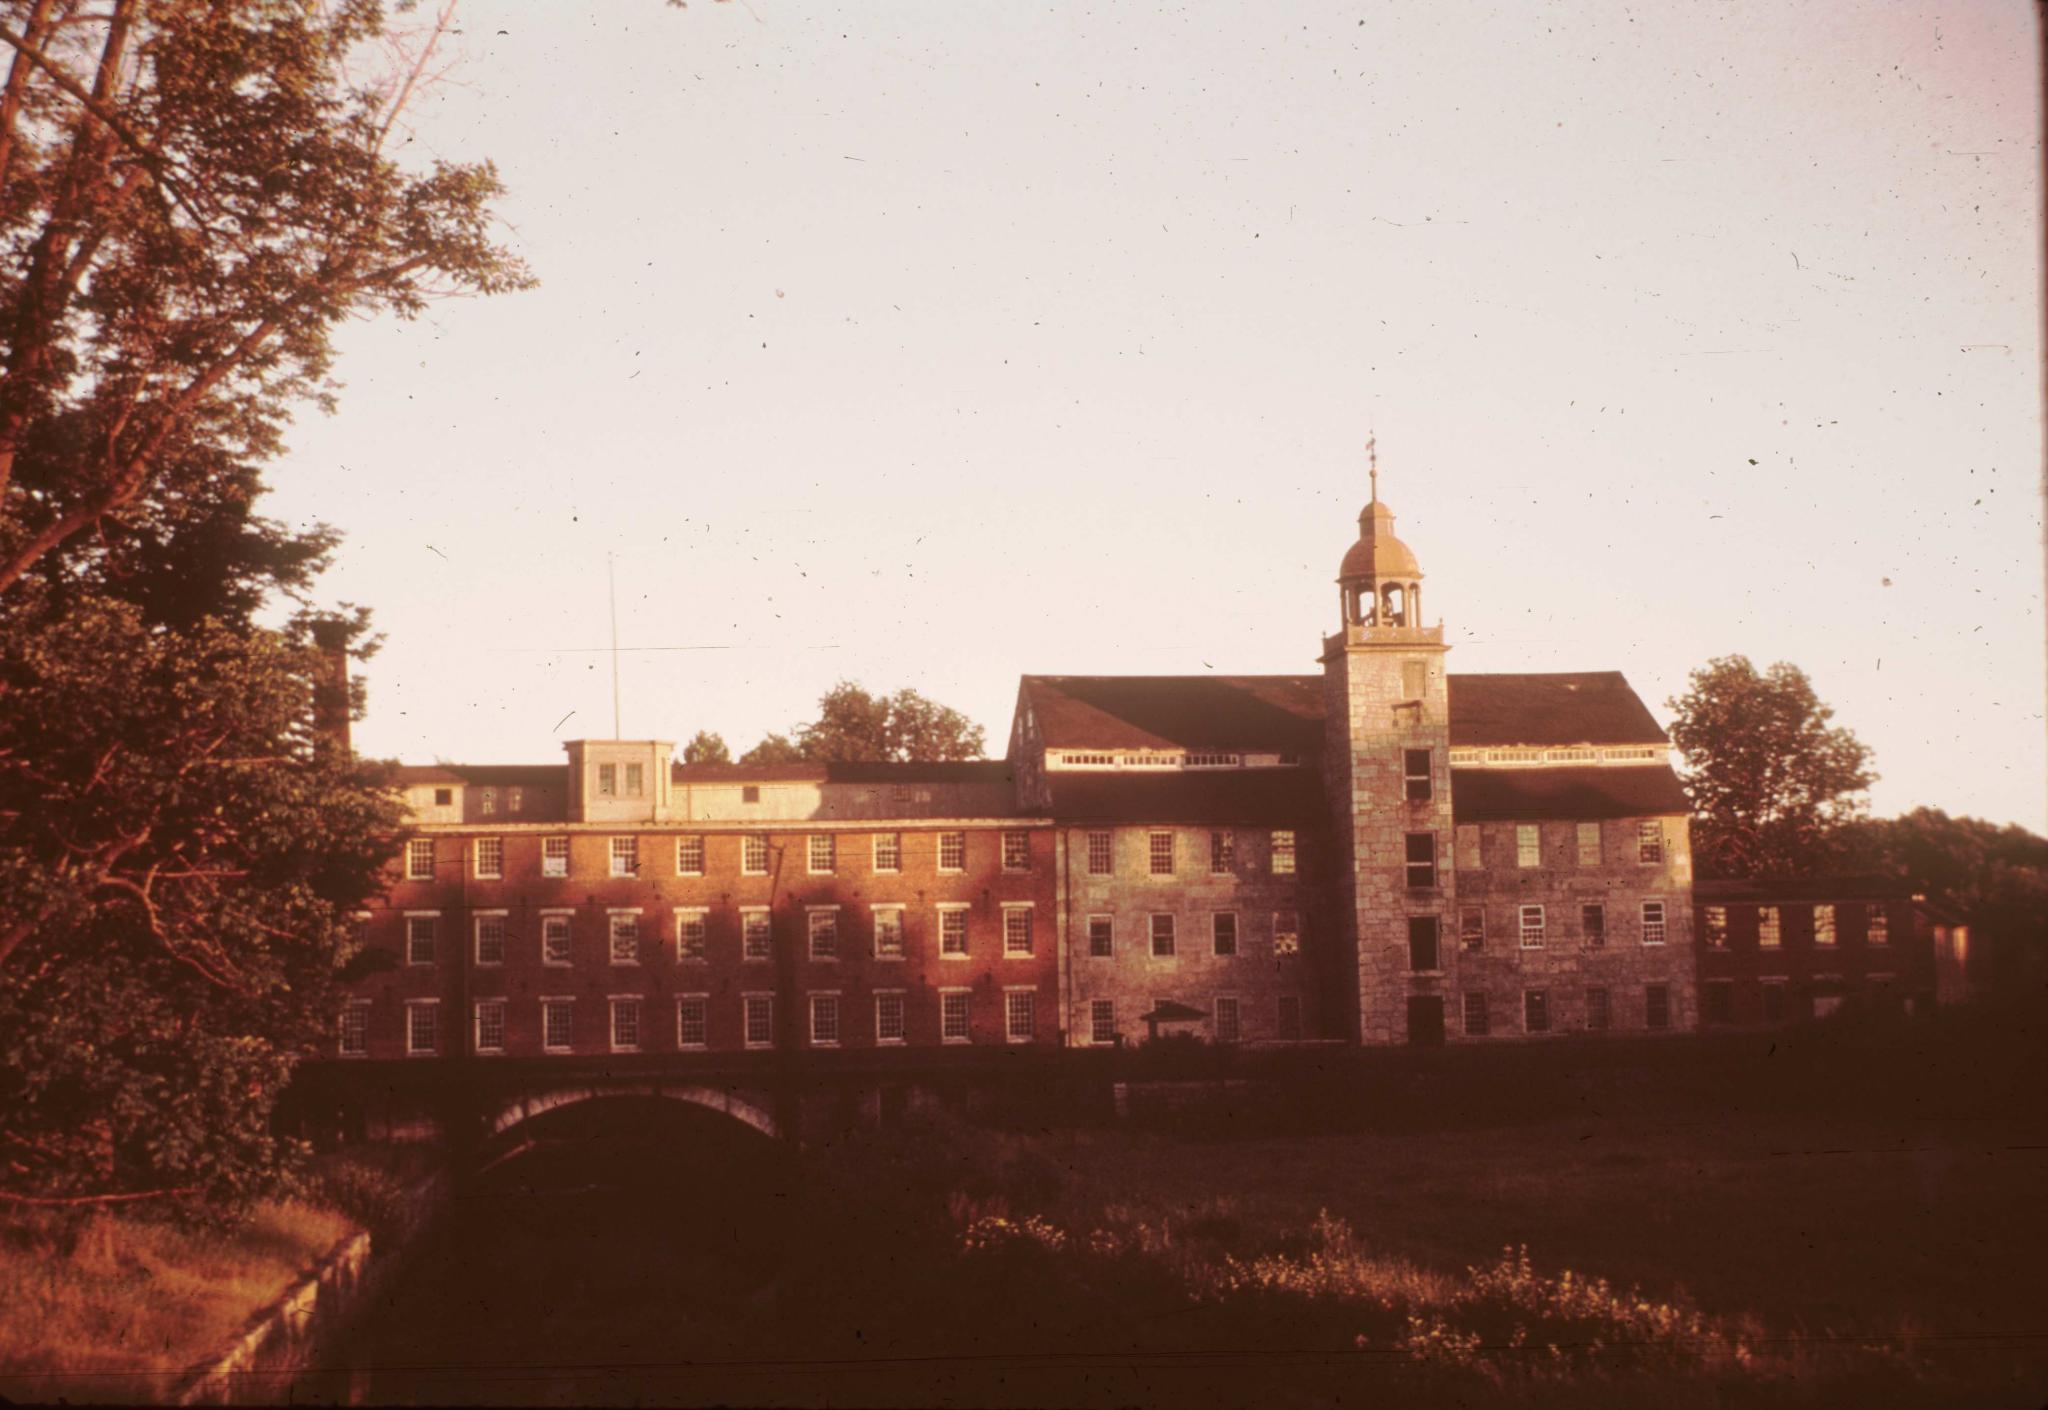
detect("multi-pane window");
top-left (339, 1001), bottom-right (371, 1056)
top-left (1002, 831), bottom-right (1030, 872)
top-left (1148, 831), bottom-right (1174, 876)
top-left (1403, 748), bottom-right (1432, 802)
top-left (742, 835), bottom-right (769, 875)
top-left (1704, 981), bottom-right (1734, 1025)
top-left (542, 998), bottom-right (574, 1052)
top-left (675, 836), bottom-right (705, 875)
top-left (675, 910), bottom-right (708, 962)
top-left (742, 909), bottom-right (772, 961)
top-left (474, 837), bottom-right (503, 879)
top-left (1087, 915), bottom-right (1114, 958)
top-left (1519, 904), bottom-right (1545, 949)
top-left (474, 999), bottom-right (506, 1054)
top-left (1405, 833), bottom-right (1437, 888)
top-left (677, 995), bottom-right (708, 1048)
top-left (1704, 905), bottom-right (1728, 949)
top-left (406, 839), bottom-right (435, 881)
top-left (1270, 830), bottom-right (1297, 875)
top-left (406, 914), bottom-right (438, 965)
top-left (1637, 820), bottom-right (1664, 864)
top-left (940, 990), bottom-right (972, 1043)
top-left (610, 997), bottom-right (642, 1052)
top-left (1582, 903), bottom-right (1606, 948)
top-left (474, 914), bottom-right (507, 966)
top-left (1460, 907), bottom-right (1485, 952)
top-left (1212, 912), bottom-right (1238, 957)
top-left (609, 836), bottom-right (638, 878)
top-left (1273, 911), bottom-right (1301, 956)
top-left (875, 991), bottom-right (907, 1044)
top-left (1209, 831), bottom-right (1235, 874)
top-left (939, 907), bottom-right (969, 957)
top-left (1813, 904), bottom-right (1837, 948)
top-left (623, 763), bottom-right (644, 797)
top-left (743, 994), bottom-right (774, 1048)
top-left (508, 788), bottom-right (522, 814)
top-left (808, 835), bottom-right (836, 874)
top-left (1645, 984), bottom-right (1671, 1030)
top-left (1089, 999), bottom-right (1117, 1045)
top-left (1576, 822), bottom-right (1601, 867)
top-left (1149, 913), bottom-right (1176, 958)
top-left (480, 789), bottom-right (497, 816)
top-left (609, 913), bottom-right (641, 964)
top-left (1276, 995), bottom-right (1303, 1041)
top-left (406, 1002), bottom-right (440, 1055)
top-left (1086, 831), bottom-right (1113, 875)
top-left (809, 993), bottom-right (840, 1046)
top-left (542, 836), bottom-right (569, 878)
top-left (808, 909), bottom-right (839, 961)
top-left (1524, 990), bottom-right (1550, 1033)
top-left (1867, 904), bottom-right (1889, 946)
top-left (1586, 986), bottom-right (1611, 1031)
top-left (597, 763), bottom-right (617, 797)
top-left (1002, 908), bottom-right (1033, 956)
top-left (1758, 906), bottom-right (1782, 948)
top-left (1005, 990), bottom-right (1036, 1043)
top-left (1408, 916), bottom-right (1440, 972)
top-left (873, 833), bottom-right (902, 873)
top-left (1456, 825), bottom-right (1481, 871)
top-left (866, 907), bottom-right (904, 959)
top-left (937, 832), bottom-right (966, 872)
top-left (1215, 995), bottom-right (1241, 1044)
top-left (1463, 992), bottom-right (1489, 1037)
top-left (1516, 824), bottom-right (1540, 869)
top-left (542, 914), bottom-right (573, 966)
top-left (1641, 901), bottom-right (1667, 946)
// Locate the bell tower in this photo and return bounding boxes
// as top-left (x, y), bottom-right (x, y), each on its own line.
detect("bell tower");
top-left (1320, 440), bottom-right (1456, 1044)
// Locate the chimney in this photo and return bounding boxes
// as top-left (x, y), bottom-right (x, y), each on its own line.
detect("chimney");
top-left (309, 620), bottom-right (352, 756)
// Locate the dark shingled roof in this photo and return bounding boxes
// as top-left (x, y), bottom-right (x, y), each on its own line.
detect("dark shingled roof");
top-left (1449, 765), bottom-right (1689, 822)
top-left (1694, 876), bottom-right (1923, 904)
top-left (1046, 769), bottom-right (1325, 826)
top-left (1447, 672), bottom-right (1668, 748)
top-left (393, 764), bottom-right (562, 788)
top-left (1022, 675), bottom-right (1325, 754)
top-left (672, 760), bottom-right (1015, 786)
top-left (1023, 670), bottom-right (1667, 752)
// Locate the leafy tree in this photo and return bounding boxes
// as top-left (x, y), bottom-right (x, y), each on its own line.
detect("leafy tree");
top-left (0, 0), bottom-right (531, 599)
top-left (739, 731), bottom-right (805, 765)
top-left (1666, 656), bottom-right (1875, 879)
top-left (1840, 808), bottom-right (2048, 993)
top-left (682, 730), bottom-right (731, 764)
top-left (790, 681), bottom-right (986, 763)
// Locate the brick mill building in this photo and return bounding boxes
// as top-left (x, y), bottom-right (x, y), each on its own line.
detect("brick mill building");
top-left (340, 471), bottom-right (1943, 1061)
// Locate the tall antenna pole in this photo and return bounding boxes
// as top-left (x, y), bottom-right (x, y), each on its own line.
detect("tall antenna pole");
top-left (607, 553), bottom-right (621, 739)
top-left (1367, 427), bottom-right (1379, 503)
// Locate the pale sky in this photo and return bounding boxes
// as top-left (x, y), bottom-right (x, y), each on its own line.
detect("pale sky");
top-left (261, 0), bottom-right (2045, 831)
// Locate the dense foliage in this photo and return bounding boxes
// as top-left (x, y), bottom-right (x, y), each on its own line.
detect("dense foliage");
top-left (1843, 807), bottom-right (2048, 992)
top-left (740, 680), bottom-right (987, 764)
top-left (1666, 655), bottom-right (1875, 879)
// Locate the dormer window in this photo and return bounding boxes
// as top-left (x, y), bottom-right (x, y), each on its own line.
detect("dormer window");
top-left (624, 763), bottom-right (644, 797)
top-left (433, 788), bottom-right (453, 807)
top-left (597, 764), bottom-right (617, 797)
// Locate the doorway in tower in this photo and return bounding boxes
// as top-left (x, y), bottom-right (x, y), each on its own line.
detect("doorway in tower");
top-left (1406, 995), bottom-right (1446, 1046)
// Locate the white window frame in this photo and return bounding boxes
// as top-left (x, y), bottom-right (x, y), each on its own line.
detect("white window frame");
top-left (1001, 830), bottom-right (1030, 873)
top-left (1086, 831), bottom-right (1113, 876)
top-left (1637, 819), bottom-right (1665, 864)
top-left (741, 835), bottom-right (770, 876)
top-left (1085, 913), bottom-right (1115, 958)
top-left (742, 992), bottom-right (775, 1049)
top-left (1459, 906), bottom-right (1485, 953)
top-left (675, 835), bottom-right (705, 876)
top-left (1576, 822), bottom-right (1601, 867)
top-left (473, 910), bottom-right (508, 967)
top-left (339, 999), bottom-right (371, 1057)
top-left (872, 832), bottom-right (902, 873)
top-left (807, 834), bottom-right (836, 875)
top-left (675, 907), bottom-right (709, 962)
top-left (808, 992), bottom-right (841, 1047)
top-left (1214, 994), bottom-right (1241, 1044)
top-left (1813, 903), bottom-right (1837, 948)
top-left (608, 908), bottom-right (643, 965)
top-left (1704, 905), bottom-right (1728, 949)
top-left (1516, 824), bottom-right (1540, 869)
top-left (1758, 905), bottom-right (1782, 949)
top-left (1001, 903), bottom-right (1034, 957)
top-left (1581, 901), bottom-right (1606, 948)
top-left (473, 836), bottom-right (503, 880)
top-left (740, 906), bottom-right (772, 961)
top-left (609, 835), bottom-right (638, 878)
top-left (1212, 911), bottom-right (1238, 957)
top-left (404, 911), bottom-right (440, 966)
top-left (937, 903), bottom-right (970, 959)
top-left (874, 990), bottom-right (907, 1046)
top-left (871, 904), bottom-right (907, 960)
top-left (807, 905), bottom-right (840, 961)
top-left (676, 993), bottom-right (710, 1049)
top-left (1519, 904), bottom-right (1546, 949)
top-left (1270, 830), bottom-right (1297, 875)
top-left (1272, 911), bottom-right (1301, 957)
top-left (609, 995), bottom-right (643, 1053)
top-left (540, 909), bottom-right (574, 967)
top-left (1003, 987), bottom-right (1036, 1044)
top-left (473, 998), bottom-right (506, 1055)
top-left (940, 988), bottom-right (972, 1044)
top-left (1149, 912), bottom-right (1177, 959)
top-left (937, 831), bottom-right (966, 873)
top-left (1088, 998), bottom-right (1117, 1046)
top-left (540, 997), bottom-right (574, 1053)
top-left (1641, 900), bottom-right (1667, 946)
top-left (597, 762), bottom-right (617, 797)
top-left (404, 999), bottom-right (440, 1056)
top-left (541, 836), bottom-right (569, 878)
top-left (1147, 830), bottom-right (1175, 877)
top-left (479, 788), bottom-right (497, 817)
top-left (1209, 830), bottom-right (1235, 875)
top-left (622, 762), bottom-right (643, 797)
top-left (406, 838), bottom-right (435, 881)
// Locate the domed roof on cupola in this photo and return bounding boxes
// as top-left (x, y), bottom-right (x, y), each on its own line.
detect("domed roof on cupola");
top-left (1335, 440), bottom-right (1423, 583)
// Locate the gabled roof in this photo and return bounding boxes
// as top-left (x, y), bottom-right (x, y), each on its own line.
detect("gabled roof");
top-left (1449, 765), bottom-right (1689, 822)
top-left (1446, 672), bottom-right (1668, 748)
top-left (1022, 675), bottom-right (1325, 753)
top-left (1045, 769), bottom-right (1324, 826)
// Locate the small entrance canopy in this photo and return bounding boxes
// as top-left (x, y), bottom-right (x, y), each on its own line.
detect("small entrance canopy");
top-left (1139, 999), bottom-right (1209, 1042)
